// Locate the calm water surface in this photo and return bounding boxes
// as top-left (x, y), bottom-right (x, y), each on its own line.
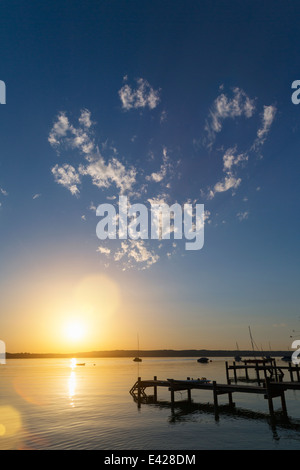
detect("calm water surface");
top-left (0, 357), bottom-right (300, 450)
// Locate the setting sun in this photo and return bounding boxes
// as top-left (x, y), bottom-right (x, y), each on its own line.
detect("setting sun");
top-left (64, 320), bottom-right (87, 342)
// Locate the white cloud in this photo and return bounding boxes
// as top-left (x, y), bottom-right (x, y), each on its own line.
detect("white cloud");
top-left (223, 148), bottom-right (248, 171)
top-left (208, 147), bottom-right (246, 198)
top-left (204, 87), bottom-right (256, 148)
top-left (48, 109), bottom-right (95, 156)
top-left (146, 147), bottom-right (175, 184)
top-left (212, 175), bottom-right (242, 196)
top-left (237, 211), bottom-right (249, 221)
top-left (0, 187), bottom-right (8, 196)
top-left (78, 109), bottom-right (93, 128)
top-left (160, 110), bottom-right (167, 123)
top-left (114, 240), bottom-right (159, 270)
top-left (97, 246), bottom-right (111, 256)
top-left (78, 156), bottom-right (136, 194)
top-left (51, 163), bottom-right (81, 196)
top-left (253, 105), bottom-right (277, 148)
top-left (119, 78), bottom-right (160, 111)
top-left (0, 187), bottom-right (7, 209)
top-left (48, 112), bottom-right (70, 147)
top-left (49, 110), bottom-right (137, 195)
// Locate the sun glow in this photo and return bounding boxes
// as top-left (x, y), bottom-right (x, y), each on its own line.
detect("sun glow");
top-left (64, 319), bottom-right (87, 342)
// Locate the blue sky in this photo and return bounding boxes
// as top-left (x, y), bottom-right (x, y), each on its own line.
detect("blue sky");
top-left (0, 0), bottom-right (299, 352)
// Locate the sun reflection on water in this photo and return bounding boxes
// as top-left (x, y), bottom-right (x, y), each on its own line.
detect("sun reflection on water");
top-left (68, 359), bottom-right (77, 407)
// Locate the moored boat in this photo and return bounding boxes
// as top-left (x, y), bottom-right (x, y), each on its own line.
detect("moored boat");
top-left (197, 357), bottom-right (209, 363)
top-left (133, 357), bottom-right (142, 362)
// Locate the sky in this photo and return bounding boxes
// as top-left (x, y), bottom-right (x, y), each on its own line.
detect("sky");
top-left (0, 0), bottom-right (299, 353)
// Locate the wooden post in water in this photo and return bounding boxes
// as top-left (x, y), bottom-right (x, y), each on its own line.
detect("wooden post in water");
top-left (233, 361), bottom-right (237, 383)
top-left (280, 390), bottom-right (288, 418)
top-left (245, 363), bottom-right (249, 381)
top-left (170, 388), bottom-right (175, 406)
top-left (137, 377), bottom-right (141, 408)
top-left (274, 360), bottom-right (278, 382)
top-left (289, 362), bottom-right (294, 382)
top-left (296, 364), bottom-right (300, 382)
top-left (153, 376), bottom-right (157, 403)
top-left (227, 379), bottom-right (235, 408)
top-left (225, 362), bottom-right (230, 384)
top-left (212, 381), bottom-right (219, 419)
top-left (255, 365), bottom-right (261, 386)
top-left (187, 388), bottom-right (192, 403)
top-left (265, 378), bottom-right (274, 417)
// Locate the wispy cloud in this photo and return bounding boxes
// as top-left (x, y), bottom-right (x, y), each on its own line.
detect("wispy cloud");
top-left (97, 246), bottom-right (111, 256)
top-left (48, 109), bottom-right (95, 155)
top-left (49, 110), bottom-right (137, 195)
top-left (204, 87), bottom-right (256, 148)
top-left (0, 187), bottom-right (8, 196)
top-left (79, 157), bottom-right (136, 194)
top-left (51, 163), bottom-right (81, 196)
top-left (237, 211), bottom-right (249, 221)
top-left (118, 77), bottom-right (160, 111)
top-left (113, 240), bottom-right (159, 270)
top-left (146, 147), bottom-right (177, 185)
top-left (203, 87), bottom-right (277, 211)
top-left (208, 147), bottom-right (247, 199)
top-left (252, 105), bottom-right (277, 150)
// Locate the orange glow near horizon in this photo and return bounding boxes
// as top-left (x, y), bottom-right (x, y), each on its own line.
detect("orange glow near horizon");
top-left (1, 268), bottom-right (123, 353)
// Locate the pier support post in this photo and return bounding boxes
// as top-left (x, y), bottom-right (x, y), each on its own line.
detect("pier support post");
top-left (265, 378), bottom-right (274, 417)
top-left (187, 388), bottom-right (192, 403)
top-left (228, 391), bottom-right (235, 408)
top-left (212, 381), bottom-right (219, 419)
top-left (255, 365), bottom-right (261, 386)
top-left (225, 361), bottom-right (230, 384)
top-left (274, 360), bottom-right (278, 382)
top-left (137, 377), bottom-right (141, 408)
top-left (233, 362), bottom-right (237, 383)
top-left (280, 391), bottom-right (288, 419)
top-left (153, 376), bottom-right (157, 403)
top-left (296, 365), bottom-right (300, 382)
top-left (245, 365), bottom-right (249, 381)
top-left (289, 362), bottom-right (294, 382)
top-left (226, 379), bottom-right (235, 408)
top-left (170, 388), bottom-right (175, 406)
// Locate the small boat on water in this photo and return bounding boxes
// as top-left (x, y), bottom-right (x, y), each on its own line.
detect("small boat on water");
top-left (197, 357), bottom-right (209, 363)
top-left (133, 333), bottom-right (142, 362)
top-left (76, 363), bottom-right (85, 366)
top-left (234, 342), bottom-right (242, 362)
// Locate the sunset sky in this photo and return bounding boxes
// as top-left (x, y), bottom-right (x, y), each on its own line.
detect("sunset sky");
top-left (0, 1), bottom-right (299, 353)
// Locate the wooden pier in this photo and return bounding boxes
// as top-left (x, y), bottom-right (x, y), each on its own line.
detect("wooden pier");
top-left (130, 371), bottom-right (300, 420)
top-left (226, 360), bottom-right (300, 385)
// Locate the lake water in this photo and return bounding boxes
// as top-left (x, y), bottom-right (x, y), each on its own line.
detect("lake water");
top-left (0, 357), bottom-right (300, 450)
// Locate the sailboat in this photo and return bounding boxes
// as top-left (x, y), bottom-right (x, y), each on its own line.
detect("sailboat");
top-left (133, 334), bottom-right (142, 362)
top-left (243, 326), bottom-right (272, 364)
top-left (234, 342), bottom-right (242, 362)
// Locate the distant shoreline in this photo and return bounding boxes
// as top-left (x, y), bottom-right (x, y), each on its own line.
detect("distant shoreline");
top-left (5, 349), bottom-right (291, 359)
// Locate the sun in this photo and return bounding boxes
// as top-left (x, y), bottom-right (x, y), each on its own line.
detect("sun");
top-left (64, 319), bottom-right (87, 341)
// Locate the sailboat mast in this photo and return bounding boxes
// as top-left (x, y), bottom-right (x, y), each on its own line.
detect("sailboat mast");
top-left (249, 326), bottom-right (256, 357)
